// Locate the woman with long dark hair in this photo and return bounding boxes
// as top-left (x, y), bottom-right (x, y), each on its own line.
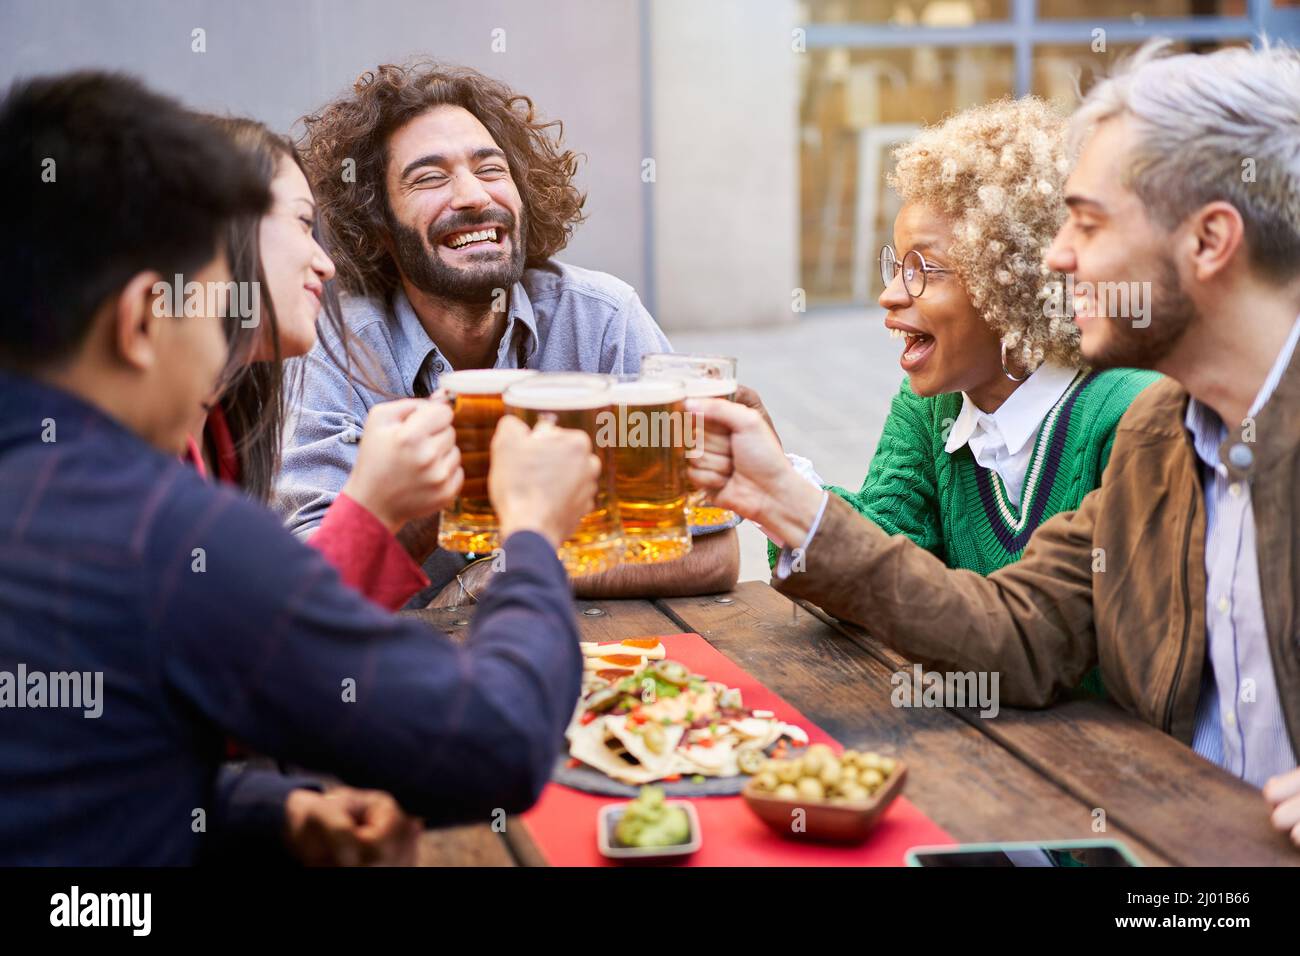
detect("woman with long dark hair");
top-left (191, 116), bottom-right (463, 610)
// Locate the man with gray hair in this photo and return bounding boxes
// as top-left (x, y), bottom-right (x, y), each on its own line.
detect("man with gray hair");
top-left (680, 39), bottom-right (1300, 850)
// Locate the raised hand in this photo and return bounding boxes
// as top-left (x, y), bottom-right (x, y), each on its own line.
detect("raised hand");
top-left (489, 415), bottom-right (601, 549)
top-left (342, 398), bottom-right (463, 533)
top-left (685, 397), bottom-right (823, 549)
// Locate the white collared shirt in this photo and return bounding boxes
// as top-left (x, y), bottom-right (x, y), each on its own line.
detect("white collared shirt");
top-left (771, 362), bottom-right (1080, 574)
top-left (944, 363), bottom-right (1079, 505)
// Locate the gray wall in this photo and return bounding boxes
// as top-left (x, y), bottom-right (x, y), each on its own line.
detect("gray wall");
top-left (650, 0), bottom-right (798, 330)
top-left (1, 0), bottom-right (651, 297)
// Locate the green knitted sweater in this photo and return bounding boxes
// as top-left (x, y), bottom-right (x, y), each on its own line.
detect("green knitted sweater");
top-left (770, 367), bottom-right (1159, 573)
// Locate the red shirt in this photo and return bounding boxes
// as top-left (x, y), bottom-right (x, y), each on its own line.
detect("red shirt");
top-left (186, 406), bottom-right (429, 612)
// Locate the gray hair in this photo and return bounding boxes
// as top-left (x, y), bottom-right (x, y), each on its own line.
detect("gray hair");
top-left (1070, 38), bottom-right (1300, 281)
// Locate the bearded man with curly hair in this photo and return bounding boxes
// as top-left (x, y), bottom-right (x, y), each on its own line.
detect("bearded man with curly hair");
top-left (275, 61), bottom-right (739, 603)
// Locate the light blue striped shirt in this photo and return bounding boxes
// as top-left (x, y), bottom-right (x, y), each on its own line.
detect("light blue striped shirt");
top-left (1187, 313), bottom-right (1300, 787)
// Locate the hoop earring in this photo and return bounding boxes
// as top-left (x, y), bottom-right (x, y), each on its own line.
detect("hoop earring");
top-left (1001, 342), bottom-right (1029, 383)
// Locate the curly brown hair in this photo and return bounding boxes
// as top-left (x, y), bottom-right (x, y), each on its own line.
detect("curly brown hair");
top-left (299, 59), bottom-right (586, 298)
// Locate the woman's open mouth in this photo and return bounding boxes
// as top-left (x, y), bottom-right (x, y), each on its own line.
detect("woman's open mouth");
top-left (889, 326), bottom-right (936, 372)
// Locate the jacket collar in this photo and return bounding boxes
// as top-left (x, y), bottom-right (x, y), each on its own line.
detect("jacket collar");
top-left (1118, 313), bottom-right (1300, 484)
top-left (1203, 312), bottom-right (1300, 482)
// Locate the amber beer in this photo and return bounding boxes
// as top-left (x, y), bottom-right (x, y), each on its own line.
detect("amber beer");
top-left (503, 374), bottom-right (624, 577)
top-left (437, 368), bottom-right (538, 554)
top-left (640, 353), bottom-right (739, 530)
top-left (605, 378), bottom-right (691, 564)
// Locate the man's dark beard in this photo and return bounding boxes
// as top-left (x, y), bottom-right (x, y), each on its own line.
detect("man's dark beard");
top-left (388, 208), bottom-right (526, 305)
top-left (1084, 256), bottom-right (1197, 371)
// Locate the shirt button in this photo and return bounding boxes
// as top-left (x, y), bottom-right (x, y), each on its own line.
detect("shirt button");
top-left (1223, 710), bottom-right (1236, 729)
top-left (1216, 595), bottom-right (1230, 614)
top-left (1227, 444), bottom-right (1253, 469)
top-left (434, 360), bottom-right (446, 373)
top-left (1228, 482), bottom-right (1243, 498)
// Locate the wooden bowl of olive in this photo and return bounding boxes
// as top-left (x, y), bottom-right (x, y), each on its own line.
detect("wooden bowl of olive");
top-left (741, 745), bottom-right (907, 844)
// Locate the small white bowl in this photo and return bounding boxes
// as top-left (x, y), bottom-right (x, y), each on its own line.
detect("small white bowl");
top-left (597, 801), bottom-right (702, 862)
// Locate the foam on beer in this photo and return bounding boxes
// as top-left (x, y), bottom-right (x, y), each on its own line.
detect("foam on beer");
top-left (504, 374), bottom-right (615, 410)
top-left (609, 379), bottom-right (686, 405)
top-left (681, 377), bottom-right (737, 399)
top-left (438, 368), bottom-right (538, 395)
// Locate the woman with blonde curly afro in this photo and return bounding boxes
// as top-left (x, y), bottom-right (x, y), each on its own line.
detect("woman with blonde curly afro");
top-left (758, 99), bottom-right (1159, 690)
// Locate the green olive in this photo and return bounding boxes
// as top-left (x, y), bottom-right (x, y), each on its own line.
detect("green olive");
top-left (643, 723), bottom-right (667, 755)
top-left (796, 777), bottom-right (825, 802)
top-left (776, 759), bottom-right (803, 784)
top-left (651, 660), bottom-right (692, 686)
top-left (860, 768), bottom-right (884, 790)
top-left (841, 783), bottom-right (869, 802)
top-left (737, 748), bottom-right (765, 775)
top-left (775, 783), bottom-right (799, 800)
top-left (879, 756), bottom-right (897, 775)
top-left (753, 771), bottom-right (779, 792)
top-left (819, 759), bottom-right (843, 788)
top-left (860, 752), bottom-right (882, 770)
top-left (585, 686), bottom-right (623, 713)
top-left (801, 750), bottom-right (826, 777)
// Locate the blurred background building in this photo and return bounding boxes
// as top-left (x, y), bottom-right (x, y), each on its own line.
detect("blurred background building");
top-left (798, 0), bottom-right (1300, 309)
top-left (4, 0), bottom-right (1297, 578)
top-left (4, 0), bottom-right (1296, 330)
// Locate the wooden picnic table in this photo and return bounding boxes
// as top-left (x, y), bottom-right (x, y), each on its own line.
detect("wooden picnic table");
top-left (406, 581), bottom-right (1298, 867)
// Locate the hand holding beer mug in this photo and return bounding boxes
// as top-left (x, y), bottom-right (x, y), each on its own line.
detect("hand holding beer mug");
top-left (341, 398), bottom-right (464, 533)
top-left (639, 353), bottom-right (739, 532)
top-left (437, 369), bottom-right (538, 554)
top-left (488, 415), bottom-right (602, 551)
top-left (503, 373), bottom-right (625, 576)
top-left (683, 396), bottom-right (823, 550)
top-left (608, 376), bottom-right (692, 564)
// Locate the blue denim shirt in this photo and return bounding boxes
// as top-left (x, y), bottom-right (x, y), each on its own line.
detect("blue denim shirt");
top-left (273, 259), bottom-right (672, 598)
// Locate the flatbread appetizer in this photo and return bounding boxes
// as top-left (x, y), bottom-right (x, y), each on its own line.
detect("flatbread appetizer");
top-left (565, 639), bottom-right (808, 786)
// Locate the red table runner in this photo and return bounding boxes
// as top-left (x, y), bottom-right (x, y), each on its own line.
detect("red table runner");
top-left (521, 633), bottom-right (953, 865)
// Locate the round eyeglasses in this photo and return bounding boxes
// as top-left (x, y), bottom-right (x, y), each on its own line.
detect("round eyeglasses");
top-left (879, 245), bottom-right (951, 299)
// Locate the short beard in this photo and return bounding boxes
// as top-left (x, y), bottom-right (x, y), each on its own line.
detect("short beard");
top-left (387, 207), bottom-right (526, 305)
top-left (1084, 257), bottom-right (1196, 371)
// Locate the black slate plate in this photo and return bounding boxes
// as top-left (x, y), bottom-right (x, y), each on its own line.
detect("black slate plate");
top-left (552, 756), bottom-right (751, 797)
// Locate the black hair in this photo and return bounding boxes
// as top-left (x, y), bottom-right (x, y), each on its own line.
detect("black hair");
top-left (200, 115), bottom-right (376, 504)
top-left (0, 70), bottom-right (269, 370)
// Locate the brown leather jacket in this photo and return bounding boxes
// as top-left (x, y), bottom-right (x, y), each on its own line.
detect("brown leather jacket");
top-left (776, 350), bottom-right (1300, 756)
